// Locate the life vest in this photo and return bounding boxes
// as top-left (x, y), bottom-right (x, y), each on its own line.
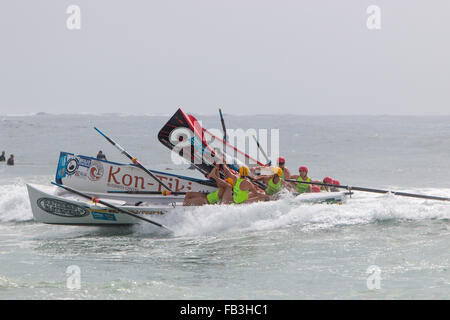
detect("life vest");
top-left (296, 176), bottom-right (311, 193)
top-left (233, 178), bottom-right (249, 204)
top-left (206, 190), bottom-right (220, 204)
top-left (265, 177), bottom-right (282, 195)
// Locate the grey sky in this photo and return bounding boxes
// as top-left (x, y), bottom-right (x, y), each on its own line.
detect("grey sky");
top-left (1, 1), bottom-right (449, 115)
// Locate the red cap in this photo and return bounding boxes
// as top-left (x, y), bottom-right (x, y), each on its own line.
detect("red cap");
top-left (333, 180), bottom-right (340, 186)
top-left (323, 177), bottom-right (333, 184)
top-left (299, 166), bottom-right (308, 173)
top-left (277, 157), bottom-right (285, 164)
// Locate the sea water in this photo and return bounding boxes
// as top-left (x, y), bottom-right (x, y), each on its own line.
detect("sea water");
top-left (0, 113), bottom-right (449, 299)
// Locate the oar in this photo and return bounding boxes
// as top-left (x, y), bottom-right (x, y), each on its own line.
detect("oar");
top-left (107, 190), bottom-right (207, 195)
top-left (286, 180), bottom-right (450, 202)
top-left (218, 108), bottom-right (227, 143)
top-left (51, 182), bottom-right (173, 231)
top-left (252, 135), bottom-right (271, 166)
top-left (216, 109), bottom-right (267, 190)
top-left (94, 127), bottom-right (172, 192)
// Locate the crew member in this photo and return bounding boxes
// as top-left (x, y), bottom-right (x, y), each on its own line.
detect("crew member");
top-left (330, 180), bottom-right (340, 192)
top-left (0, 151), bottom-right (5, 161)
top-left (223, 164), bottom-right (268, 204)
top-left (294, 166), bottom-right (312, 194)
top-left (277, 157), bottom-right (291, 181)
top-left (321, 177), bottom-right (333, 191)
top-left (183, 165), bottom-right (234, 206)
top-left (254, 167), bottom-right (283, 196)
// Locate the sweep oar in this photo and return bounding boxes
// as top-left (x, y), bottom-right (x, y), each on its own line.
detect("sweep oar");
top-left (94, 127), bottom-right (172, 192)
top-left (286, 180), bottom-right (450, 202)
top-left (107, 190), bottom-right (206, 195)
top-left (252, 135), bottom-right (271, 166)
top-left (51, 182), bottom-right (172, 231)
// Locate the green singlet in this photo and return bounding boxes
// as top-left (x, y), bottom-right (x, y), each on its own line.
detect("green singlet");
top-left (265, 177), bottom-right (282, 195)
top-left (206, 190), bottom-right (220, 204)
top-left (296, 176), bottom-right (311, 194)
top-left (233, 178), bottom-right (249, 204)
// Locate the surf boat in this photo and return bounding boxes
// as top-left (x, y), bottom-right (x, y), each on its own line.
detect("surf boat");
top-left (27, 183), bottom-right (348, 226)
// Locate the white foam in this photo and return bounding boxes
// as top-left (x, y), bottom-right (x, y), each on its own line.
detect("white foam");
top-left (0, 181), bottom-right (34, 222)
top-left (134, 189), bottom-right (450, 237)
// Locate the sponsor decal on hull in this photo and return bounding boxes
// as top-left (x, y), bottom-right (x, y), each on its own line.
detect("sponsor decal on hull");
top-left (37, 198), bottom-right (90, 218)
top-left (90, 210), bottom-right (117, 221)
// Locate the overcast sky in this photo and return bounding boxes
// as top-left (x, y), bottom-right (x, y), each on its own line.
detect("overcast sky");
top-left (1, 1), bottom-right (449, 115)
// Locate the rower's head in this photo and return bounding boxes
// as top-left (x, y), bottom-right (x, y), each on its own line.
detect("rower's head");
top-left (299, 166), bottom-right (308, 177)
top-left (239, 166), bottom-right (249, 178)
top-left (272, 166), bottom-right (283, 177)
top-left (277, 157), bottom-right (286, 167)
top-left (323, 177), bottom-right (333, 184)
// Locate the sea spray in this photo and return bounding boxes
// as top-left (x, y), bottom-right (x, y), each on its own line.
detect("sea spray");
top-left (133, 190), bottom-right (450, 237)
top-left (0, 181), bottom-right (33, 222)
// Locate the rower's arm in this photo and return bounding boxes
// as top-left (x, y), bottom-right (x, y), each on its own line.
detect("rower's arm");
top-left (222, 163), bottom-right (239, 181)
top-left (284, 168), bottom-right (291, 180)
top-left (248, 180), bottom-right (265, 195)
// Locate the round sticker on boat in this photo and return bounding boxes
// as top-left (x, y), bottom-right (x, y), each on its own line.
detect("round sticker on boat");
top-left (37, 198), bottom-right (89, 217)
top-left (169, 127), bottom-right (193, 146)
top-left (66, 158), bottom-right (79, 175)
top-left (88, 160), bottom-right (104, 181)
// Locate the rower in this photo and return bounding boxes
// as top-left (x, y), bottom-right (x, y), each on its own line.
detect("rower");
top-left (321, 177), bottom-right (333, 191)
top-left (183, 165), bottom-right (234, 206)
top-left (330, 179), bottom-right (340, 192)
top-left (277, 157), bottom-right (291, 181)
top-left (222, 164), bottom-right (268, 204)
top-left (296, 166), bottom-right (312, 194)
top-left (254, 167), bottom-right (283, 196)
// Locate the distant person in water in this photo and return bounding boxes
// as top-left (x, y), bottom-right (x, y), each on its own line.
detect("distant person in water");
top-left (96, 151), bottom-right (107, 160)
top-left (0, 151), bottom-right (5, 162)
top-left (7, 154), bottom-right (14, 166)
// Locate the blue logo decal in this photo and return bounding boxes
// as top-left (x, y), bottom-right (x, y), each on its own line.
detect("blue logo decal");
top-left (91, 211), bottom-right (117, 221)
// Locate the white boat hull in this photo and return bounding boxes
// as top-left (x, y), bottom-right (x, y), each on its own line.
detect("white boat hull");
top-left (27, 184), bottom-right (349, 226)
top-left (27, 184), bottom-right (176, 226)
